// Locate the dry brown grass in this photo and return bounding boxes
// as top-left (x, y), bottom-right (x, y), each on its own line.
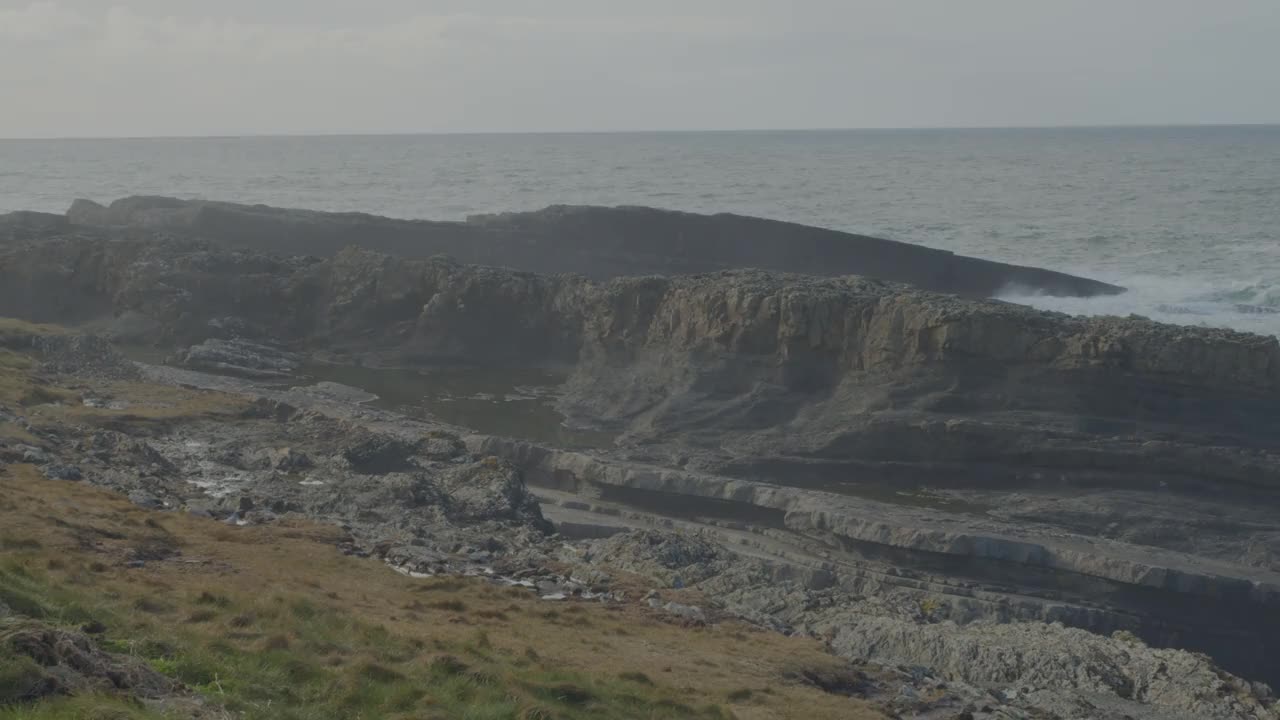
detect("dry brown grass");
top-left (0, 317), bottom-right (66, 342)
top-left (0, 350), bottom-right (75, 410)
top-left (0, 319), bottom-right (883, 718)
top-left (0, 317), bottom-right (245, 422)
top-left (32, 379), bottom-right (249, 427)
top-left (0, 464), bottom-right (884, 719)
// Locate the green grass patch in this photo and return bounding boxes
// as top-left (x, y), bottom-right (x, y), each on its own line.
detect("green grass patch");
top-left (0, 463), bottom-right (877, 720)
top-left (0, 561), bottom-right (104, 626)
top-left (0, 558), bottom-right (730, 720)
top-left (0, 695), bottom-right (169, 720)
top-left (0, 318), bottom-right (65, 343)
top-left (0, 653), bottom-right (52, 706)
top-left (0, 350), bottom-right (34, 372)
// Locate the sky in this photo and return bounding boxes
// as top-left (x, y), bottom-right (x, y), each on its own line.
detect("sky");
top-left (2, 0), bottom-right (1278, 138)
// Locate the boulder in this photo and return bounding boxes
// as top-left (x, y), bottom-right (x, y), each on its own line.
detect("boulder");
top-left (436, 459), bottom-right (550, 529)
top-left (341, 433), bottom-right (416, 474)
top-left (177, 338), bottom-right (301, 379)
top-left (589, 530), bottom-right (733, 585)
top-left (820, 616), bottom-right (1279, 720)
top-left (42, 465), bottom-right (82, 481)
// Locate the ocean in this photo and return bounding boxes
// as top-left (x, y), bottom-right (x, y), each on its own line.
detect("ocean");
top-left (3, 126), bottom-right (1279, 335)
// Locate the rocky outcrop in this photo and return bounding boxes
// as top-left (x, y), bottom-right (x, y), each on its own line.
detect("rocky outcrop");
top-left (478, 433), bottom-right (1280, 682)
top-left (575, 528), bottom-right (1278, 720)
top-left (174, 338), bottom-right (302, 378)
top-left (0, 619), bottom-right (179, 703)
top-left (7, 216), bottom-right (1280, 712)
top-left (1, 237), bottom-right (1275, 497)
top-left (0, 211), bottom-right (69, 242)
top-left (820, 617), bottom-right (1277, 720)
top-left (588, 529), bottom-right (734, 586)
top-left (436, 460), bottom-right (551, 528)
top-left (64, 196), bottom-right (1123, 298)
top-left (19, 330), bottom-right (1277, 718)
top-left (2, 234), bottom-right (1277, 504)
top-left (0, 332), bottom-right (141, 382)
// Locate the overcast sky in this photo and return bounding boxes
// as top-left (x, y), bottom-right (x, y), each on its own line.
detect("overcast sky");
top-left (2, 0), bottom-right (1278, 137)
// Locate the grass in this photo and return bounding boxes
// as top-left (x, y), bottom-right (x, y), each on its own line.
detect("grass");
top-left (0, 695), bottom-right (168, 720)
top-left (0, 464), bottom-right (884, 720)
top-left (0, 319), bottom-right (883, 718)
top-left (0, 318), bottom-right (65, 344)
top-left (0, 320), bottom-right (70, 411)
top-left (0, 352), bottom-right (74, 411)
top-left (34, 381), bottom-right (247, 429)
top-left (0, 317), bottom-right (244, 424)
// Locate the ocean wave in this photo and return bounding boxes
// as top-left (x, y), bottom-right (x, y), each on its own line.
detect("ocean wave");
top-left (1202, 282), bottom-right (1280, 308)
top-left (997, 275), bottom-right (1280, 337)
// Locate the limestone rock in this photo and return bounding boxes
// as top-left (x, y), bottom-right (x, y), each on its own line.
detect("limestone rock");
top-left (341, 433), bottom-right (417, 474)
top-left (176, 338), bottom-right (301, 378)
top-left (259, 447), bottom-right (312, 471)
top-left (819, 615), bottom-right (1279, 720)
top-left (436, 460), bottom-right (549, 529)
top-left (42, 465), bottom-right (82, 481)
top-left (589, 529), bottom-right (734, 585)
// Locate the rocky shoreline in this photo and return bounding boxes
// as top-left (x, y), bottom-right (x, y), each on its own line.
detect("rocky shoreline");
top-left (3, 198), bottom-right (1279, 719)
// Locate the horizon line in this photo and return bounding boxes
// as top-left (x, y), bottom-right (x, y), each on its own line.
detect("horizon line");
top-left (3, 122), bottom-right (1279, 142)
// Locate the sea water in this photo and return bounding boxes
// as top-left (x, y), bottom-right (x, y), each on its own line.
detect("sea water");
top-left (3, 125), bottom-right (1278, 334)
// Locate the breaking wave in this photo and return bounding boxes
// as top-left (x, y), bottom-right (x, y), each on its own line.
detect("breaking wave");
top-left (998, 275), bottom-right (1280, 338)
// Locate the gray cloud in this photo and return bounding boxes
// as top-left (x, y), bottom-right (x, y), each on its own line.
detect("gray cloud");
top-left (2, 0), bottom-right (1277, 137)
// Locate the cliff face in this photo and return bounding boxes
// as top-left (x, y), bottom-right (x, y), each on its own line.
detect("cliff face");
top-left (3, 233), bottom-right (1276, 492)
top-left (0, 235), bottom-right (585, 363)
top-left (559, 271), bottom-right (1280, 462)
top-left (572, 269), bottom-right (1278, 387)
top-left (3, 232), bottom-right (1262, 387)
top-left (62, 196), bottom-right (1124, 298)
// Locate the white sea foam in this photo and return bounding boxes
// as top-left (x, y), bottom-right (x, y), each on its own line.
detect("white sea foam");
top-left (4, 128), bottom-right (1276, 342)
top-left (998, 274), bottom-right (1280, 338)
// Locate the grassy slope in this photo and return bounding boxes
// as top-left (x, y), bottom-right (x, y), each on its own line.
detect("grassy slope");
top-left (0, 327), bottom-right (885, 720)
